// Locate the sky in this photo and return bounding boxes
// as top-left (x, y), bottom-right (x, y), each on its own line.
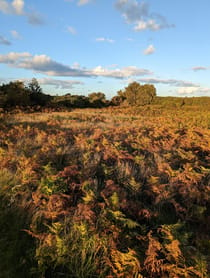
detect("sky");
top-left (0, 0), bottom-right (210, 98)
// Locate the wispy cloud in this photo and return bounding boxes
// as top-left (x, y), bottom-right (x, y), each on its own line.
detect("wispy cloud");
top-left (38, 78), bottom-right (84, 89)
top-left (78, 0), bottom-right (92, 5)
top-left (27, 11), bottom-right (45, 25)
top-left (138, 77), bottom-right (200, 87)
top-left (96, 37), bottom-right (115, 43)
top-left (115, 0), bottom-right (174, 31)
top-left (192, 66), bottom-right (208, 72)
top-left (138, 77), bottom-right (210, 96)
top-left (134, 19), bottom-right (171, 31)
top-left (67, 26), bottom-right (77, 35)
top-left (0, 0), bottom-right (44, 25)
top-left (0, 52), bottom-right (152, 79)
top-left (10, 30), bottom-right (22, 39)
top-left (0, 35), bottom-right (11, 45)
top-left (126, 38), bottom-right (134, 41)
top-left (0, 77), bottom-right (84, 90)
top-left (64, 0), bottom-right (93, 6)
top-left (143, 44), bottom-right (155, 55)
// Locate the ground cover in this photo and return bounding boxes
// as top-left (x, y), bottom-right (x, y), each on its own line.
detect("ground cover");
top-left (0, 106), bottom-right (209, 277)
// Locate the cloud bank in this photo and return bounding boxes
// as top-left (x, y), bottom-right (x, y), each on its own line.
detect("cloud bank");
top-left (137, 77), bottom-right (210, 96)
top-left (0, 52), bottom-right (152, 79)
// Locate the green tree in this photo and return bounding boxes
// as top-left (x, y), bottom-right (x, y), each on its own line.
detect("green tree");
top-left (0, 81), bottom-right (31, 107)
top-left (124, 82), bottom-right (156, 106)
top-left (140, 84), bottom-right (156, 105)
top-left (110, 95), bottom-right (124, 106)
top-left (88, 92), bottom-right (106, 108)
top-left (125, 82), bottom-right (141, 105)
top-left (27, 78), bottom-right (43, 94)
top-left (27, 78), bottom-right (51, 106)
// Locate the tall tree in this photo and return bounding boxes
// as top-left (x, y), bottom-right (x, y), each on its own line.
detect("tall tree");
top-left (27, 78), bottom-right (43, 94)
top-left (124, 82), bottom-right (156, 106)
top-left (27, 78), bottom-right (51, 106)
top-left (125, 82), bottom-right (141, 105)
top-left (139, 84), bottom-right (156, 105)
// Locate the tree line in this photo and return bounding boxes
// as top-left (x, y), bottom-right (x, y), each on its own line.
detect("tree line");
top-left (0, 78), bottom-right (209, 110)
top-left (0, 79), bottom-right (157, 110)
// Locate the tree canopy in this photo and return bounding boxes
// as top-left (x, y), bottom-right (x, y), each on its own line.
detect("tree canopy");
top-left (27, 78), bottom-right (43, 94)
top-left (123, 82), bottom-right (156, 106)
top-left (0, 79), bottom-right (52, 108)
top-left (88, 92), bottom-right (106, 107)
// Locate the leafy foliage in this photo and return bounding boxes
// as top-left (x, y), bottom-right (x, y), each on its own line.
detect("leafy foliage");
top-left (120, 81), bottom-right (156, 106)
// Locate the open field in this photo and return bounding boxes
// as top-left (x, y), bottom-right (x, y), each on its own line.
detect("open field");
top-left (0, 105), bottom-right (209, 277)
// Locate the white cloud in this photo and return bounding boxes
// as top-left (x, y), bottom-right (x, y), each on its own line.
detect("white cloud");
top-left (0, 52), bottom-right (31, 63)
top-left (178, 87), bottom-right (210, 95)
top-left (92, 65), bottom-right (151, 78)
top-left (0, 0), bottom-right (24, 14)
top-left (126, 38), bottom-right (134, 41)
top-left (0, 0), bottom-right (11, 13)
top-left (177, 87), bottom-right (197, 95)
top-left (143, 44), bottom-right (155, 55)
top-left (67, 26), bottom-right (77, 35)
top-left (0, 0), bottom-right (44, 25)
top-left (138, 77), bottom-right (210, 96)
top-left (0, 51), bottom-right (152, 79)
top-left (78, 0), bottom-right (92, 5)
top-left (116, 0), bottom-right (149, 23)
top-left (96, 37), bottom-right (115, 43)
top-left (12, 0), bottom-right (24, 15)
top-left (115, 0), bottom-right (174, 31)
top-left (10, 30), bottom-right (22, 39)
top-left (0, 35), bottom-right (11, 45)
top-left (64, 0), bottom-right (93, 5)
top-left (135, 20), bottom-right (161, 31)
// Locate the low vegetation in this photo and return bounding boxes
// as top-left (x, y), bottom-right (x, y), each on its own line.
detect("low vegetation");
top-left (0, 102), bottom-right (209, 277)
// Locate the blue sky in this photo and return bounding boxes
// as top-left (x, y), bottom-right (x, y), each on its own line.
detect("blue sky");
top-left (0, 0), bottom-right (210, 98)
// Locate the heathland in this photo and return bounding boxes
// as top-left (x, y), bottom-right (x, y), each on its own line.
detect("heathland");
top-left (0, 79), bottom-right (210, 277)
top-left (0, 102), bottom-right (209, 277)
